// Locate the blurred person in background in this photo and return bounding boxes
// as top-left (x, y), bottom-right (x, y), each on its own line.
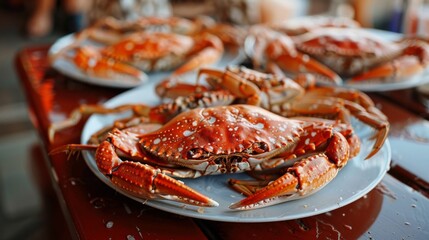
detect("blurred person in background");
top-left (26, 0), bottom-right (91, 38)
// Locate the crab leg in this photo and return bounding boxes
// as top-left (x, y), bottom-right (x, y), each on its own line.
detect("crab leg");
top-left (48, 104), bottom-right (149, 142)
top-left (220, 66), bottom-right (306, 106)
top-left (155, 75), bottom-right (210, 99)
top-left (266, 62), bottom-right (317, 89)
top-left (273, 85), bottom-right (388, 159)
top-left (172, 33), bottom-right (224, 76)
top-left (302, 87), bottom-right (387, 120)
top-left (282, 97), bottom-right (388, 159)
top-left (229, 131), bottom-right (349, 210)
top-left (197, 68), bottom-right (262, 105)
top-left (229, 179), bottom-right (271, 197)
top-left (265, 38), bottom-right (342, 85)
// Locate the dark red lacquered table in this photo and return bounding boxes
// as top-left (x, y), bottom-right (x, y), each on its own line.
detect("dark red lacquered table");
top-left (15, 45), bottom-right (429, 239)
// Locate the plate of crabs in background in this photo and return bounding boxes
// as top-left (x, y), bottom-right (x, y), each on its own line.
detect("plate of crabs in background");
top-left (245, 16), bottom-right (429, 92)
top-left (79, 75), bottom-right (392, 222)
top-left (48, 16), bottom-right (246, 88)
top-left (342, 29), bottom-right (429, 92)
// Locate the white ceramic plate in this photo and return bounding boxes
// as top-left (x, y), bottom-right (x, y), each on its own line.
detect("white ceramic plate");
top-left (80, 84), bottom-right (391, 222)
top-left (48, 34), bottom-right (245, 88)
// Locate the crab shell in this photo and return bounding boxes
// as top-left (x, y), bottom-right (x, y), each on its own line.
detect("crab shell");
top-left (137, 105), bottom-right (327, 175)
top-left (271, 16), bottom-right (360, 36)
top-left (294, 27), bottom-right (401, 77)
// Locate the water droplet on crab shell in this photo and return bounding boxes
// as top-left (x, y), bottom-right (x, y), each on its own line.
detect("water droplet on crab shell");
top-left (183, 130), bottom-right (195, 137)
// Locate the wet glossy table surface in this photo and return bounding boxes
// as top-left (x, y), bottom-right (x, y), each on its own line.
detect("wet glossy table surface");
top-left (15, 45), bottom-right (429, 239)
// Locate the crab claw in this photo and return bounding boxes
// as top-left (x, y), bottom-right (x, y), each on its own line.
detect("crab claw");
top-left (230, 131), bottom-right (349, 210)
top-left (229, 154), bottom-right (338, 210)
top-left (50, 132), bottom-right (218, 207)
top-left (92, 131), bottom-right (219, 207)
top-left (112, 161), bottom-right (219, 207)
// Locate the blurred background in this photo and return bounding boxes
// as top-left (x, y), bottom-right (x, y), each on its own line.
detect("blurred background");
top-left (0, 0), bottom-right (427, 239)
top-left (0, 1), bottom-right (62, 239)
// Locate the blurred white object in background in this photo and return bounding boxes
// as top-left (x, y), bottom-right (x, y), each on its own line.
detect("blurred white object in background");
top-left (214, 0), bottom-right (260, 25)
top-left (121, 0), bottom-right (172, 19)
top-left (403, 0), bottom-right (429, 37)
top-left (214, 0), bottom-right (309, 25)
top-left (88, 0), bottom-right (172, 23)
top-left (260, 0), bottom-right (308, 23)
top-left (415, 1), bottom-right (429, 37)
top-left (328, 0), bottom-right (355, 19)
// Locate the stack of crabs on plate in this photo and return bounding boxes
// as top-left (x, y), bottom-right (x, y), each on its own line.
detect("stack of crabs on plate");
top-left (49, 15), bottom-right (429, 212)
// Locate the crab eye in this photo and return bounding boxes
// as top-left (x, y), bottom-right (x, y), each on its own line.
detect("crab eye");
top-left (187, 148), bottom-right (209, 159)
top-left (251, 142), bottom-right (269, 154)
